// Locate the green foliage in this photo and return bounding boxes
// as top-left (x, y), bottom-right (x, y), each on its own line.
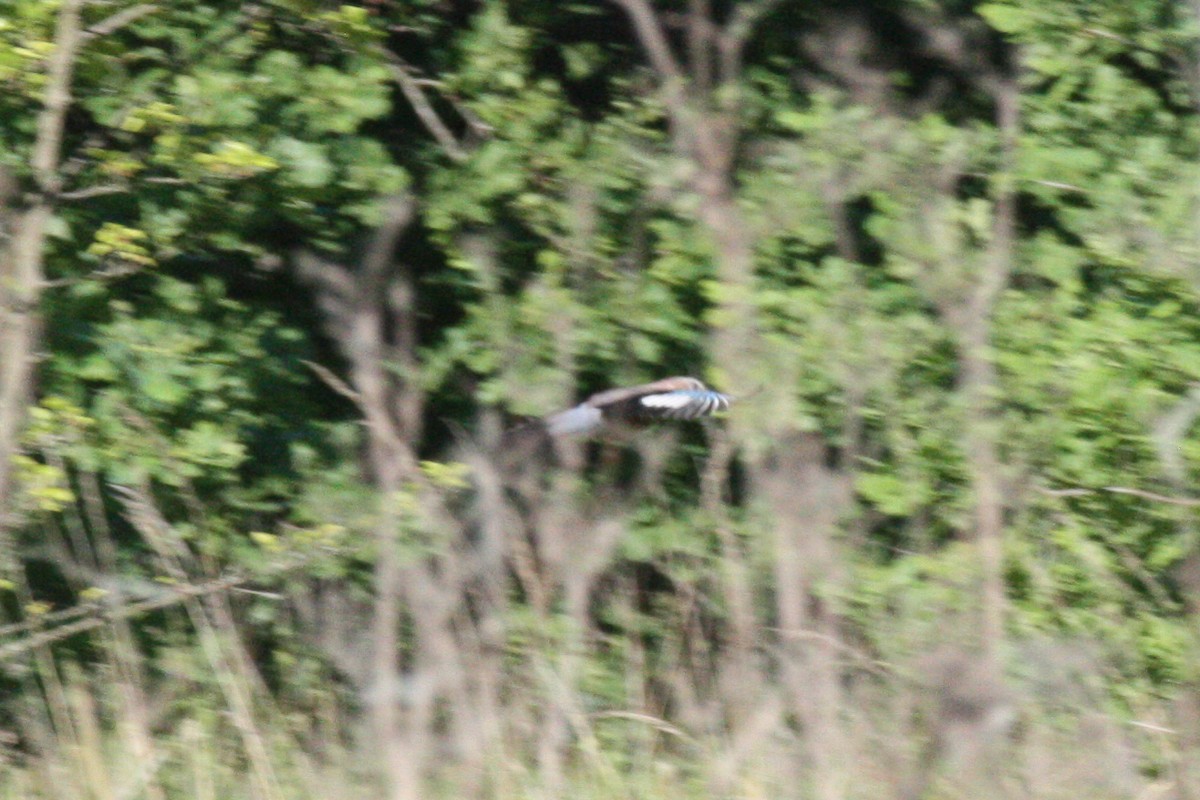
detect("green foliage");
top-left (49, 277), bottom-right (275, 483)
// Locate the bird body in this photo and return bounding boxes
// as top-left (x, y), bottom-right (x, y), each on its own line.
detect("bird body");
top-left (545, 376), bottom-right (730, 436)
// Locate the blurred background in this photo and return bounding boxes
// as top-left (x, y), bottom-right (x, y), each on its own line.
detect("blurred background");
top-left (2, 1), bottom-right (1200, 798)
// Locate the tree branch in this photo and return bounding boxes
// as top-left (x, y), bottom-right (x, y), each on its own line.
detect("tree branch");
top-left (302, 359), bottom-right (363, 408)
top-left (717, 0), bottom-right (782, 87)
top-left (57, 176), bottom-right (187, 202)
top-left (961, 76), bottom-right (1019, 663)
top-left (1038, 485), bottom-right (1200, 507)
top-left (687, 0), bottom-right (714, 93)
top-left (40, 260), bottom-right (145, 289)
top-left (385, 57), bottom-right (468, 162)
top-left (0, 572), bottom-right (246, 662)
top-left (360, 193), bottom-right (415, 289)
top-left (83, 3), bottom-right (157, 40)
top-left (610, 0), bottom-right (731, 179)
top-left (1153, 382), bottom-right (1200, 483)
top-left (57, 183), bottom-right (129, 201)
top-left (0, 0), bottom-right (85, 528)
top-left (611, 0), bottom-right (687, 87)
top-left (32, 1), bottom-right (84, 190)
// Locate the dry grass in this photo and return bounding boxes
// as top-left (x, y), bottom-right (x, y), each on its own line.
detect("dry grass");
top-left (2, 448), bottom-right (1199, 800)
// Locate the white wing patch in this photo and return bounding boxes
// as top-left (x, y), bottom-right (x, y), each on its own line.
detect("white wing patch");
top-left (640, 390), bottom-right (730, 420)
top-left (640, 393), bottom-right (695, 410)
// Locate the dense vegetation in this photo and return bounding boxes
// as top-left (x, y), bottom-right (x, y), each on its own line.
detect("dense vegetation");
top-left (3, 1), bottom-right (1200, 798)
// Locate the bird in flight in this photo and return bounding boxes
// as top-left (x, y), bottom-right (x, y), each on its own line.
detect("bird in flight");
top-left (545, 376), bottom-right (731, 436)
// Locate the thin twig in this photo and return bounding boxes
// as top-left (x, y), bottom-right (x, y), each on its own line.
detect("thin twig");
top-left (0, 598), bottom-right (99, 639)
top-left (384, 57), bottom-right (467, 162)
top-left (0, 572), bottom-right (245, 662)
top-left (41, 261), bottom-right (144, 288)
top-left (302, 359), bottom-right (364, 406)
top-left (1102, 486), bottom-right (1200, 506)
top-left (611, 0), bottom-right (686, 86)
top-left (590, 710), bottom-right (700, 748)
top-left (58, 183), bottom-right (128, 201)
top-left (1037, 484), bottom-right (1200, 507)
top-left (61, 177), bottom-right (187, 201)
top-left (1037, 486), bottom-right (1095, 498)
top-left (1078, 26), bottom-right (1167, 57)
top-left (1031, 178), bottom-right (1087, 193)
top-left (83, 4), bottom-right (158, 40)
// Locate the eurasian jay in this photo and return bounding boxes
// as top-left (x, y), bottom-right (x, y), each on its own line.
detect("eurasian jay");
top-left (545, 376), bottom-right (731, 436)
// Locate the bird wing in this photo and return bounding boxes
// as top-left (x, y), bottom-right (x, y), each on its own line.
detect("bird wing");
top-left (536, 377), bottom-right (731, 438)
top-left (583, 376), bottom-right (705, 408)
top-left (587, 376), bottom-right (730, 425)
top-left (635, 388), bottom-right (730, 420)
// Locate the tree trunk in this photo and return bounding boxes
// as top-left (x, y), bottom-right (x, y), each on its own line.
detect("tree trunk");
top-left (0, 0), bottom-right (85, 530)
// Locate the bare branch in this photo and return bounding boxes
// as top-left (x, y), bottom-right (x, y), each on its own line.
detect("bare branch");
top-left (32, 3), bottom-right (84, 190)
top-left (361, 193), bottom-right (415, 288)
top-left (58, 182), bottom-right (127, 200)
top-left (0, 572), bottom-right (244, 661)
top-left (296, 197), bottom-right (428, 799)
top-left (41, 260), bottom-right (144, 289)
top-left (590, 710), bottom-right (700, 748)
top-left (1030, 178), bottom-right (1087, 193)
top-left (1153, 382), bottom-right (1200, 483)
top-left (293, 250), bottom-right (358, 338)
top-left (971, 79), bottom-right (1019, 317)
top-left (717, 0), bottom-right (782, 86)
top-left (1036, 486), bottom-right (1096, 498)
top-left (83, 3), bottom-right (157, 40)
top-left (387, 270), bottom-right (422, 441)
top-left (610, 0), bottom-right (734, 177)
top-left (58, 176), bottom-right (188, 201)
top-left (385, 58), bottom-right (468, 162)
top-left (1079, 26), bottom-right (1139, 48)
top-left (1038, 484), bottom-right (1200, 507)
top-left (960, 76), bottom-right (1019, 663)
top-left (302, 359), bottom-right (364, 408)
top-left (687, 0), bottom-right (714, 93)
top-left (610, 0), bottom-right (687, 91)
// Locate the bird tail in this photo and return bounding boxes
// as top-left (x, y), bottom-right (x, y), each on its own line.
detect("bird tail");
top-left (491, 405), bottom-right (600, 471)
top-left (545, 405), bottom-right (602, 436)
